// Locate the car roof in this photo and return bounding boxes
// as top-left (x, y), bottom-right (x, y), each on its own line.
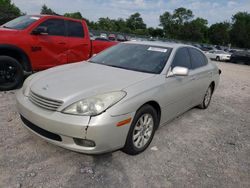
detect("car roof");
top-left (124, 41), bottom-right (191, 49)
top-left (29, 14), bottom-right (85, 22)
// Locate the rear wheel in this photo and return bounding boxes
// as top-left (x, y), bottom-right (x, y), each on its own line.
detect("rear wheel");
top-left (0, 56), bottom-right (24, 91)
top-left (122, 105), bottom-right (158, 155)
top-left (216, 56), bottom-right (220, 61)
top-left (198, 85), bottom-right (213, 109)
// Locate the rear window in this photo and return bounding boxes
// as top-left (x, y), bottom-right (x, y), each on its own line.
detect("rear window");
top-left (188, 48), bottom-right (207, 69)
top-left (67, 21), bottom-right (84, 38)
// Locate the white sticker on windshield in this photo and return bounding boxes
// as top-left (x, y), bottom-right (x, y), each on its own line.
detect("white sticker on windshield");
top-left (148, 47), bottom-right (167, 53)
top-left (30, 17), bottom-right (40, 20)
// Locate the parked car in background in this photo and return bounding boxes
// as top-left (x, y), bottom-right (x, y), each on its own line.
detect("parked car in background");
top-left (100, 33), bottom-right (108, 39)
top-left (108, 34), bottom-right (116, 41)
top-left (205, 50), bottom-right (231, 61)
top-left (230, 50), bottom-right (250, 65)
top-left (117, 34), bottom-right (126, 42)
top-left (17, 41), bottom-right (220, 155)
top-left (0, 15), bottom-right (117, 90)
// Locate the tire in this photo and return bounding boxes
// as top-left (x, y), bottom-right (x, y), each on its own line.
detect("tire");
top-left (0, 56), bottom-right (24, 91)
top-left (198, 85), bottom-right (213, 109)
top-left (122, 104), bottom-right (158, 155)
top-left (216, 56), bottom-right (220, 61)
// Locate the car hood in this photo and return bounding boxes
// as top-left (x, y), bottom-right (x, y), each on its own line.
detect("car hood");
top-left (0, 28), bottom-right (21, 42)
top-left (30, 62), bottom-right (155, 102)
top-left (0, 27), bottom-right (20, 35)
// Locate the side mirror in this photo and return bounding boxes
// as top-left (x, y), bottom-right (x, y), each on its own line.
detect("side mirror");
top-left (31, 26), bottom-right (48, 35)
top-left (170, 66), bottom-right (189, 76)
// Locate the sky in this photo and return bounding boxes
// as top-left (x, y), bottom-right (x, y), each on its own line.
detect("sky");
top-left (11, 0), bottom-right (250, 27)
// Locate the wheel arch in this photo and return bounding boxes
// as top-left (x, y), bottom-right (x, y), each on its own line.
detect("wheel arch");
top-left (139, 100), bottom-right (161, 129)
top-left (0, 44), bottom-right (32, 72)
top-left (210, 81), bottom-right (215, 94)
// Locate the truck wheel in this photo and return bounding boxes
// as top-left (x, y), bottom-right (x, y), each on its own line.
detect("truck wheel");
top-left (0, 56), bottom-right (24, 91)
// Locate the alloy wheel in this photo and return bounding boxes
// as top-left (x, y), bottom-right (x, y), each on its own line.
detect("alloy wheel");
top-left (132, 113), bottom-right (154, 149)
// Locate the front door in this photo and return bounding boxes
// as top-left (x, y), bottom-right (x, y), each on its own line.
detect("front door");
top-left (30, 18), bottom-right (68, 70)
top-left (160, 47), bottom-right (194, 124)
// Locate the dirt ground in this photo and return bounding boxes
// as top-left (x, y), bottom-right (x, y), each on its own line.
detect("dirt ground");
top-left (0, 61), bottom-right (249, 188)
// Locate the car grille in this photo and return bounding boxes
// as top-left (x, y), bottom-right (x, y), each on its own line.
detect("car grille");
top-left (29, 90), bottom-right (63, 111)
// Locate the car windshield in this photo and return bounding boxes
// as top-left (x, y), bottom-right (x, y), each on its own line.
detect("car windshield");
top-left (89, 43), bottom-right (172, 74)
top-left (1, 15), bottom-right (41, 30)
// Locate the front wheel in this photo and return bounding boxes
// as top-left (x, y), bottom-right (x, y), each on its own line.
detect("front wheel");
top-left (0, 56), bottom-right (24, 91)
top-left (122, 105), bottom-right (158, 155)
top-left (198, 85), bottom-right (213, 109)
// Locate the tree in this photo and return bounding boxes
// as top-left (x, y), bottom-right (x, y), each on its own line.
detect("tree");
top-left (159, 11), bottom-right (174, 38)
top-left (114, 18), bottom-right (131, 33)
top-left (172, 7), bottom-right (193, 25)
top-left (208, 22), bottom-right (230, 45)
top-left (64, 12), bottom-right (83, 20)
top-left (181, 18), bottom-right (208, 42)
top-left (126, 13), bottom-right (146, 32)
top-left (40, 4), bottom-right (57, 15)
top-left (97, 17), bottom-right (117, 31)
top-left (148, 27), bottom-right (164, 38)
top-left (230, 12), bottom-right (250, 48)
top-left (159, 8), bottom-right (194, 39)
top-left (0, 0), bottom-right (22, 25)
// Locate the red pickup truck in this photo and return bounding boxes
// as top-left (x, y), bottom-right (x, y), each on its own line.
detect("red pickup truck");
top-left (0, 15), bottom-right (117, 90)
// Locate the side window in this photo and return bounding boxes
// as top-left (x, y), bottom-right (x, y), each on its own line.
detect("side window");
top-left (67, 21), bottom-right (84, 38)
top-left (171, 48), bottom-right (192, 69)
top-left (189, 48), bottom-right (208, 69)
top-left (38, 19), bottom-right (65, 36)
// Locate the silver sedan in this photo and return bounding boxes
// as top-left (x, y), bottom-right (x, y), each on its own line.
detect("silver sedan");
top-left (16, 41), bottom-right (221, 155)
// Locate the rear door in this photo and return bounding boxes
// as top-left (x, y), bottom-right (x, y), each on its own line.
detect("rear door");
top-left (188, 47), bottom-right (211, 106)
top-left (30, 18), bottom-right (68, 70)
top-left (66, 20), bottom-right (91, 63)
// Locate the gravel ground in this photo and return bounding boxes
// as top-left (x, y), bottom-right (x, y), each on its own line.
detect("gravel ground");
top-left (0, 61), bottom-right (249, 188)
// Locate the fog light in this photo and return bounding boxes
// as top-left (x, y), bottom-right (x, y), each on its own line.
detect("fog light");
top-left (73, 138), bottom-right (96, 147)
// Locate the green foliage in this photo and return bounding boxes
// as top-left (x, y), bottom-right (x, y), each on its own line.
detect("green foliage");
top-left (172, 7), bottom-right (194, 25)
top-left (208, 22), bottom-right (230, 45)
top-left (148, 27), bottom-right (164, 38)
top-left (230, 12), bottom-right (250, 48)
top-left (40, 4), bottom-right (57, 15)
top-left (181, 18), bottom-right (208, 42)
top-left (159, 7), bottom-right (195, 39)
top-left (126, 13), bottom-right (146, 32)
top-left (0, 0), bottom-right (22, 25)
top-left (64, 12), bottom-right (83, 19)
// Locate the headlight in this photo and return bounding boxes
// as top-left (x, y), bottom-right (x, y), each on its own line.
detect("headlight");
top-left (62, 91), bottom-right (126, 116)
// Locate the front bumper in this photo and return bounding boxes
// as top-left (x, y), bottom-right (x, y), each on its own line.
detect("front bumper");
top-left (16, 90), bottom-right (134, 154)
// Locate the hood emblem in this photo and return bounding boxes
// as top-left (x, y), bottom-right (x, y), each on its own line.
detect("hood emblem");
top-left (42, 84), bottom-right (49, 90)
